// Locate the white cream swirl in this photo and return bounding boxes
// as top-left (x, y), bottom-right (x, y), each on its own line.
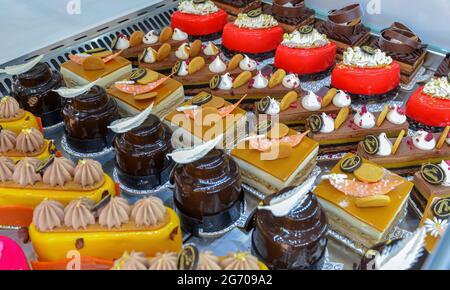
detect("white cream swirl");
top-left (354, 106), bottom-right (375, 129)
top-left (412, 130), bottom-right (436, 151)
top-left (234, 13), bottom-right (278, 29)
top-left (265, 98), bottom-right (280, 115)
top-left (282, 29), bottom-right (329, 48)
top-left (203, 42), bottom-right (219, 56)
top-left (377, 133), bottom-right (393, 156)
top-left (282, 74), bottom-right (300, 89)
top-left (175, 43), bottom-right (190, 60)
top-left (343, 47), bottom-right (392, 68)
top-left (115, 35), bottom-right (130, 50)
top-left (301, 90), bottom-right (321, 111)
top-left (143, 31), bottom-right (158, 45)
top-left (178, 0), bottom-right (219, 15)
top-left (172, 28), bottom-right (188, 41)
top-left (251, 71), bottom-right (268, 89)
top-left (239, 55), bottom-right (257, 71)
top-left (209, 56), bottom-right (227, 73)
top-left (439, 160), bottom-right (450, 187)
top-left (332, 90), bottom-right (351, 108)
top-left (141, 48), bottom-right (157, 64)
top-left (320, 113), bottom-right (334, 133)
top-left (177, 61), bottom-right (189, 76)
top-left (423, 77), bottom-right (450, 99)
top-left (386, 105), bottom-right (407, 125)
top-left (218, 73), bottom-right (233, 90)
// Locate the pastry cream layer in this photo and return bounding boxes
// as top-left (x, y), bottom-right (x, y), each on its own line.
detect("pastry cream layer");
top-left (2, 139), bottom-right (53, 162)
top-left (0, 111), bottom-right (40, 135)
top-left (29, 208), bottom-right (182, 262)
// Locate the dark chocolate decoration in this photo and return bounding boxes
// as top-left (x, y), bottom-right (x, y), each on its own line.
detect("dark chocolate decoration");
top-left (209, 74), bottom-right (221, 90)
top-left (362, 46), bottom-right (376, 55)
top-left (129, 68), bottom-right (147, 82)
top-left (92, 194), bottom-right (112, 215)
top-left (257, 97), bottom-right (271, 114)
top-left (169, 227), bottom-right (179, 241)
top-left (247, 7), bottom-right (262, 17)
top-left (139, 49), bottom-right (148, 62)
top-left (35, 154), bottom-right (55, 174)
top-left (75, 238), bottom-right (84, 250)
top-left (432, 198), bottom-right (450, 219)
top-left (256, 120), bottom-right (272, 135)
top-left (191, 93), bottom-right (212, 106)
top-left (178, 245), bottom-right (199, 270)
top-left (362, 135), bottom-right (379, 155)
top-left (340, 155), bottom-right (362, 173)
top-left (85, 48), bottom-right (108, 55)
top-left (111, 36), bottom-right (118, 49)
top-left (421, 163), bottom-right (445, 185)
top-left (308, 114), bottom-right (323, 133)
top-left (172, 61), bottom-right (181, 75)
top-left (298, 25), bottom-right (313, 35)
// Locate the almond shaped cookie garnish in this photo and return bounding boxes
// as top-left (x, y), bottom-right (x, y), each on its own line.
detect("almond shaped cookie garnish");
top-left (134, 92), bottom-right (158, 101)
top-left (269, 69), bottom-right (286, 89)
top-left (354, 163), bottom-right (384, 183)
top-left (280, 91), bottom-right (298, 111)
top-left (334, 106), bottom-right (349, 130)
top-left (376, 104), bottom-right (389, 127)
top-left (159, 27), bottom-right (173, 43)
top-left (157, 43), bottom-right (172, 61)
top-left (137, 70), bottom-right (159, 85)
top-left (436, 126), bottom-right (450, 149)
top-left (267, 123), bottom-right (289, 139)
top-left (321, 88), bottom-right (337, 108)
top-left (391, 129), bottom-right (406, 155)
top-left (129, 31), bottom-right (144, 47)
top-left (189, 40), bottom-right (203, 58)
top-left (83, 56), bottom-right (105, 71)
top-left (188, 56), bottom-right (206, 75)
top-left (205, 97), bottom-right (225, 109)
top-left (233, 71), bottom-right (252, 88)
top-left (355, 195), bottom-right (391, 208)
top-left (228, 54), bottom-right (244, 71)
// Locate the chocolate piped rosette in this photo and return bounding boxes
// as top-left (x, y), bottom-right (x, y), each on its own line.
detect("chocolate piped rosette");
top-left (255, 87), bottom-right (348, 126)
top-left (274, 25), bottom-right (336, 81)
top-left (0, 156), bottom-right (117, 228)
top-left (331, 46), bottom-right (401, 104)
top-left (405, 75), bottom-right (450, 132)
top-left (270, 0), bottom-right (315, 32)
top-left (251, 176), bottom-right (328, 269)
top-left (106, 68), bottom-right (184, 118)
top-left (60, 48), bottom-right (132, 88)
top-left (111, 27), bottom-right (189, 60)
top-left (28, 195), bottom-right (182, 262)
top-left (231, 120), bottom-right (318, 195)
top-left (314, 153), bottom-right (414, 249)
top-left (357, 126), bottom-right (450, 175)
top-left (0, 96), bottom-right (42, 134)
top-left (307, 104), bottom-right (409, 154)
top-left (315, 3), bottom-right (371, 59)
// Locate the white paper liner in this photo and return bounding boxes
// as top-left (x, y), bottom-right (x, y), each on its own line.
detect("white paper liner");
top-left (112, 167), bottom-right (172, 196)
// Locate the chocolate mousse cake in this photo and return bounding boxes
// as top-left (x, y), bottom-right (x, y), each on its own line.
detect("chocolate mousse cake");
top-left (315, 4), bottom-right (371, 60)
top-left (435, 53), bottom-right (450, 78)
top-left (113, 114), bottom-right (174, 191)
top-left (252, 180), bottom-right (328, 269)
top-left (11, 62), bottom-right (64, 127)
top-left (62, 85), bottom-right (119, 153)
top-left (171, 148), bottom-right (243, 237)
top-left (271, 0), bottom-right (315, 32)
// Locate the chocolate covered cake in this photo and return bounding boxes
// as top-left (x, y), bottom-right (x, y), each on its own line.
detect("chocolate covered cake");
top-left (11, 62), bottom-right (64, 127)
top-left (271, 0), bottom-right (315, 32)
top-left (62, 85), bottom-right (119, 153)
top-left (435, 53), bottom-right (450, 78)
top-left (113, 114), bottom-right (174, 191)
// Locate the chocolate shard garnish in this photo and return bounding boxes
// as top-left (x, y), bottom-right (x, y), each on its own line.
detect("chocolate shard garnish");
top-left (177, 244), bottom-right (199, 270)
top-left (35, 154), bottom-right (55, 174)
top-left (420, 163), bottom-right (445, 185)
top-left (363, 135), bottom-right (379, 155)
top-left (167, 134), bottom-right (223, 164)
top-left (92, 194), bottom-right (112, 216)
top-left (340, 155), bottom-right (362, 173)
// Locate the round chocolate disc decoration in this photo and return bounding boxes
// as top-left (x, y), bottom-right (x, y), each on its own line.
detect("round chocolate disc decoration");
top-left (340, 155), bottom-right (362, 173)
top-left (432, 197), bottom-right (450, 219)
top-left (307, 114), bottom-right (323, 133)
top-left (257, 97), bottom-right (271, 114)
top-left (362, 46), bottom-right (376, 55)
top-left (362, 135), bottom-right (379, 155)
top-left (178, 244), bottom-right (199, 270)
top-left (191, 93), bottom-right (213, 106)
top-left (256, 120), bottom-right (272, 135)
top-left (129, 68), bottom-right (147, 82)
top-left (35, 154), bottom-right (55, 174)
top-left (209, 74), bottom-right (221, 90)
top-left (172, 61), bottom-right (182, 75)
top-left (247, 7), bottom-right (262, 18)
top-left (421, 163), bottom-right (445, 185)
top-left (298, 25), bottom-right (314, 35)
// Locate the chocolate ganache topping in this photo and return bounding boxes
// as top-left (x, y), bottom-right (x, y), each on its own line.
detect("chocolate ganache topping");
top-left (63, 85), bottom-right (119, 153)
top-left (0, 96), bottom-right (21, 119)
top-left (73, 159), bottom-right (104, 187)
top-left (98, 197), bottom-right (131, 229)
top-left (252, 187), bottom-right (328, 269)
top-left (32, 199), bottom-right (65, 232)
top-left (148, 252), bottom-right (178, 270)
top-left (16, 128), bottom-right (44, 153)
top-left (131, 196), bottom-right (167, 227)
top-left (42, 157), bottom-right (75, 187)
top-left (12, 157), bottom-right (41, 186)
top-left (113, 115), bottom-right (173, 190)
top-left (0, 129), bottom-right (16, 153)
top-left (11, 62), bottom-right (63, 127)
top-left (0, 157), bottom-right (15, 182)
top-left (63, 198), bottom-right (96, 230)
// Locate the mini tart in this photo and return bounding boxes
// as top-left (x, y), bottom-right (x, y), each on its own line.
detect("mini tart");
top-left (106, 70), bottom-right (184, 118)
top-left (0, 139), bottom-right (54, 162)
top-left (29, 207), bottom-right (182, 262)
top-left (231, 129), bottom-right (319, 195)
top-left (0, 110), bottom-right (41, 135)
top-left (275, 42), bottom-right (336, 79)
top-left (171, 10), bottom-right (228, 40)
top-left (331, 62), bottom-right (401, 103)
top-left (0, 236), bottom-right (30, 270)
top-left (314, 153), bottom-right (413, 249)
top-left (405, 86), bottom-right (449, 131)
top-left (60, 56), bottom-right (132, 88)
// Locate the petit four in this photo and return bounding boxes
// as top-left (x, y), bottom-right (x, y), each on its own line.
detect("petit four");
top-left (331, 46), bottom-right (401, 103)
top-left (405, 76), bottom-right (449, 132)
top-left (270, 0), bottom-right (315, 32)
top-left (29, 196), bottom-right (182, 261)
top-left (358, 129), bottom-right (450, 175)
top-left (420, 191), bottom-right (450, 253)
top-left (169, 136), bottom-right (244, 236)
top-left (314, 153), bottom-right (414, 249)
top-left (435, 53), bottom-right (450, 78)
top-left (231, 121), bottom-right (318, 195)
top-left (0, 96), bottom-right (41, 134)
top-left (0, 156), bottom-right (116, 227)
top-left (222, 9), bottom-right (284, 60)
top-left (315, 3), bottom-right (371, 60)
top-left (6, 56), bottom-right (64, 127)
top-left (60, 50), bottom-right (132, 88)
top-left (212, 0), bottom-right (262, 17)
top-left (106, 68), bottom-right (184, 118)
top-left (0, 236), bottom-right (30, 270)
top-left (274, 26), bottom-right (336, 81)
top-left (307, 105), bottom-right (409, 154)
top-left (61, 85), bottom-right (119, 153)
top-left (252, 177), bottom-right (328, 269)
top-left (171, 0), bottom-right (228, 41)
top-left (164, 92), bottom-right (247, 148)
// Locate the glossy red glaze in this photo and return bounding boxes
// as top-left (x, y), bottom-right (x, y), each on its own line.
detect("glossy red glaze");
top-left (406, 86), bottom-right (450, 127)
top-left (274, 42), bottom-right (337, 74)
top-left (331, 62), bottom-right (401, 95)
top-left (171, 10), bottom-right (228, 36)
top-left (222, 23), bottom-right (284, 54)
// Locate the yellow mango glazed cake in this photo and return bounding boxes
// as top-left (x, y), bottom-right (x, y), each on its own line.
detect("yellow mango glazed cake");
top-left (0, 96), bottom-right (41, 134)
top-left (29, 196), bottom-right (182, 261)
top-left (0, 156), bottom-right (116, 228)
